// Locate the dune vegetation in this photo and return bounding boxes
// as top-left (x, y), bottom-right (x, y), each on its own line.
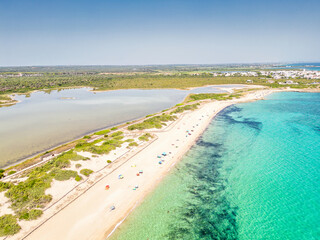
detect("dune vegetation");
top-left (0, 214), bottom-right (21, 236)
top-left (94, 129), bottom-right (111, 135)
top-left (138, 133), bottom-right (153, 142)
top-left (128, 114), bottom-right (177, 130)
top-left (0, 150), bottom-right (91, 235)
top-left (170, 103), bottom-right (200, 114)
top-left (80, 169), bottom-right (93, 177)
top-left (0, 128), bottom-right (154, 237)
top-left (75, 131), bottom-right (125, 155)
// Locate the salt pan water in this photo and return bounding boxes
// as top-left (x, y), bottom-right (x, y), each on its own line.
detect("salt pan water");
top-left (111, 92), bottom-right (320, 240)
top-left (0, 86), bottom-right (231, 167)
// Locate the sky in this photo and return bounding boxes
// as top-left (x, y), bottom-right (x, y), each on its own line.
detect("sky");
top-left (1, 0), bottom-right (320, 66)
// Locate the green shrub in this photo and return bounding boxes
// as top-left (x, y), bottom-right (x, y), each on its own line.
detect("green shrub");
top-left (18, 209), bottom-right (43, 221)
top-left (83, 135), bottom-right (91, 139)
top-left (110, 131), bottom-right (123, 137)
top-left (75, 137), bottom-right (123, 155)
top-left (188, 93), bottom-right (231, 101)
top-left (95, 129), bottom-right (110, 135)
top-left (49, 150), bottom-right (87, 169)
top-left (107, 160), bottom-right (112, 163)
top-left (2, 150), bottom-right (89, 217)
top-left (125, 139), bottom-right (134, 142)
top-left (0, 214), bottom-right (21, 236)
top-left (128, 142), bottom-right (138, 147)
top-left (63, 150), bottom-right (89, 161)
top-left (51, 169), bottom-right (78, 181)
top-left (75, 175), bottom-right (82, 182)
top-left (110, 127), bottom-right (118, 131)
top-left (75, 164), bottom-right (82, 169)
top-left (128, 114), bottom-right (177, 130)
top-left (0, 169), bottom-right (5, 179)
top-left (80, 169), bottom-right (93, 177)
top-left (171, 103), bottom-right (200, 114)
top-left (112, 135), bottom-right (124, 140)
top-left (5, 175), bottom-right (53, 211)
top-left (138, 133), bottom-right (153, 142)
top-left (54, 157), bottom-right (70, 168)
top-left (0, 181), bottom-right (13, 192)
top-left (57, 150), bottom-right (88, 162)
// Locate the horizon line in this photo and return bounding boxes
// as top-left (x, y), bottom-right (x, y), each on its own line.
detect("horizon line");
top-left (1, 61), bottom-right (320, 68)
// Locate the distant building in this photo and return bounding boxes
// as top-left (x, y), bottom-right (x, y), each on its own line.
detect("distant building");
top-left (282, 80), bottom-right (298, 85)
top-left (284, 80), bottom-right (294, 84)
top-left (246, 79), bottom-right (253, 83)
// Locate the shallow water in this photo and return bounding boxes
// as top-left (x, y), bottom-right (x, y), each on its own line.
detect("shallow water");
top-left (110, 92), bottom-right (320, 240)
top-left (0, 85), bottom-right (234, 168)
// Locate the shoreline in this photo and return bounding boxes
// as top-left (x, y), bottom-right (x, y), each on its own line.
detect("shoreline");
top-left (6, 89), bottom-right (272, 240)
top-left (103, 89), bottom-right (276, 239)
top-left (105, 102), bottom-right (234, 239)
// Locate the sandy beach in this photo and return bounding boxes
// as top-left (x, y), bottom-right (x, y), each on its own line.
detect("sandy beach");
top-left (2, 89), bottom-right (274, 240)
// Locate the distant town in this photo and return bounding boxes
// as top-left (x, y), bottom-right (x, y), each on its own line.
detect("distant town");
top-left (205, 70), bottom-right (320, 85)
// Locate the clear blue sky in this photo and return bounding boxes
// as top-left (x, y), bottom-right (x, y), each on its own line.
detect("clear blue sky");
top-left (1, 0), bottom-right (319, 66)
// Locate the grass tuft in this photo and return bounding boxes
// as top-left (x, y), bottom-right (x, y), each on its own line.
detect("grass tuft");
top-left (80, 169), bottom-right (93, 177)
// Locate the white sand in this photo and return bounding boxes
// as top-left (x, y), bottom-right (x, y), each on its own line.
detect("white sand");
top-left (0, 192), bottom-right (14, 216)
top-left (4, 89), bottom-right (273, 240)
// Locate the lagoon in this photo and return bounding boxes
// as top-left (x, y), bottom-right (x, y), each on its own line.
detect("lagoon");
top-left (0, 86), bottom-right (240, 168)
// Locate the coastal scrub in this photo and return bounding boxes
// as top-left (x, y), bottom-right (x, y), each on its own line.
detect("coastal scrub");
top-left (128, 114), bottom-right (177, 130)
top-left (138, 133), bottom-right (153, 141)
top-left (80, 169), bottom-right (93, 177)
top-left (170, 103), bottom-right (200, 114)
top-left (0, 214), bottom-right (21, 236)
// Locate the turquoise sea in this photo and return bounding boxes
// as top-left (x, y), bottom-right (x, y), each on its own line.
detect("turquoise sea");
top-left (275, 62), bottom-right (320, 71)
top-left (110, 92), bottom-right (320, 240)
